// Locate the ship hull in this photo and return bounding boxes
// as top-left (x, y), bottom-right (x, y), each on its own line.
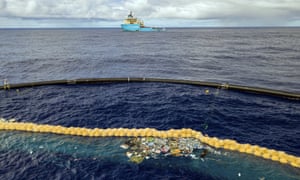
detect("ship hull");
top-left (121, 24), bottom-right (140, 31)
top-left (121, 24), bottom-right (164, 32)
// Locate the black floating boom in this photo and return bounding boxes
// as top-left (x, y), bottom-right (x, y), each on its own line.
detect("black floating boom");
top-left (1, 78), bottom-right (299, 100)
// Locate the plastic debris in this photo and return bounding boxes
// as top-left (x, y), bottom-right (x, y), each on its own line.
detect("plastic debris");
top-left (8, 118), bottom-right (16, 122)
top-left (0, 118), bottom-right (16, 122)
top-left (121, 137), bottom-right (218, 164)
top-left (126, 152), bottom-right (133, 158)
top-left (130, 155), bottom-right (144, 164)
top-left (120, 144), bottom-right (129, 149)
top-left (200, 149), bottom-right (208, 158)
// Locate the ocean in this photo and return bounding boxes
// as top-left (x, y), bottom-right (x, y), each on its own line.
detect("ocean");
top-left (0, 28), bottom-right (300, 179)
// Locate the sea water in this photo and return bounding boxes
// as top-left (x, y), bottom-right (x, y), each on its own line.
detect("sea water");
top-left (0, 28), bottom-right (300, 179)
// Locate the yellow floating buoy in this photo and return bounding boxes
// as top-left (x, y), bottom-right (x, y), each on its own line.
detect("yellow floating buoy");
top-left (245, 147), bottom-right (254, 154)
top-left (0, 120), bottom-right (299, 169)
top-left (254, 149), bottom-right (262, 156)
top-left (279, 157), bottom-right (288, 164)
top-left (205, 89), bottom-right (210, 94)
top-left (271, 155), bottom-right (279, 161)
top-left (262, 152), bottom-right (271, 159)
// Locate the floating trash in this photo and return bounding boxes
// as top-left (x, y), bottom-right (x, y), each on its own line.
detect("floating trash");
top-left (120, 144), bottom-right (129, 149)
top-left (130, 155), bottom-right (145, 164)
top-left (121, 137), bottom-right (219, 164)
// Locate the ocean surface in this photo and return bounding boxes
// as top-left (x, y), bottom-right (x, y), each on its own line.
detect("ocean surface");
top-left (0, 28), bottom-right (300, 179)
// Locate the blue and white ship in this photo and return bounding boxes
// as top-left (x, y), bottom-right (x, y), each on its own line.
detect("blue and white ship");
top-left (121, 11), bottom-right (165, 32)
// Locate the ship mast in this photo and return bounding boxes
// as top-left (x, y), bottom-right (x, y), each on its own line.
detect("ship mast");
top-left (128, 11), bottom-right (133, 18)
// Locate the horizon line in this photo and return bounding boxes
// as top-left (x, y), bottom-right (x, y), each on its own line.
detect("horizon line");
top-left (0, 26), bottom-right (300, 30)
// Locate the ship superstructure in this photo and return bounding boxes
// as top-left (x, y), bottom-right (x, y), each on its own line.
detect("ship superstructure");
top-left (121, 11), bottom-right (164, 32)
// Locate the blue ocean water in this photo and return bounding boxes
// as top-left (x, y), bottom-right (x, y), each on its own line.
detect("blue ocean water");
top-left (0, 28), bottom-right (299, 92)
top-left (0, 28), bottom-right (300, 179)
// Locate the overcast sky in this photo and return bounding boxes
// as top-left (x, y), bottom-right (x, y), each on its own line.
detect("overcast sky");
top-left (0, 0), bottom-right (300, 28)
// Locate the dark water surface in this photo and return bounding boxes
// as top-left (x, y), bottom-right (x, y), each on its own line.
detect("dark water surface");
top-left (0, 28), bottom-right (300, 179)
top-left (0, 28), bottom-right (299, 92)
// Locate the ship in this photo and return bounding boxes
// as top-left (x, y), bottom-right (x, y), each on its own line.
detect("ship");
top-left (121, 11), bottom-right (165, 32)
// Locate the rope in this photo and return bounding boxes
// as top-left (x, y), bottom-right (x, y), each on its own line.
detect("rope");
top-left (0, 120), bottom-right (299, 168)
top-left (0, 78), bottom-right (299, 100)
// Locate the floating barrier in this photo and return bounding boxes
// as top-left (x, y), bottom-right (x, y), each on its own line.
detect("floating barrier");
top-left (3, 79), bottom-right (10, 90)
top-left (1, 79), bottom-right (299, 168)
top-left (1, 78), bottom-right (299, 100)
top-left (0, 120), bottom-right (299, 168)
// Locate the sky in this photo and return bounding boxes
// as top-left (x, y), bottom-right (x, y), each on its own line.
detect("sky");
top-left (0, 0), bottom-right (300, 28)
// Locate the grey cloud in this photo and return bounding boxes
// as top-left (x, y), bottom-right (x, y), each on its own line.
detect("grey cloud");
top-left (0, 0), bottom-right (7, 9)
top-left (0, 0), bottom-right (300, 27)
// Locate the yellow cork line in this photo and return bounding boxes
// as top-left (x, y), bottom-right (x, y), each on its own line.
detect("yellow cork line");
top-left (0, 121), bottom-right (299, 168)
